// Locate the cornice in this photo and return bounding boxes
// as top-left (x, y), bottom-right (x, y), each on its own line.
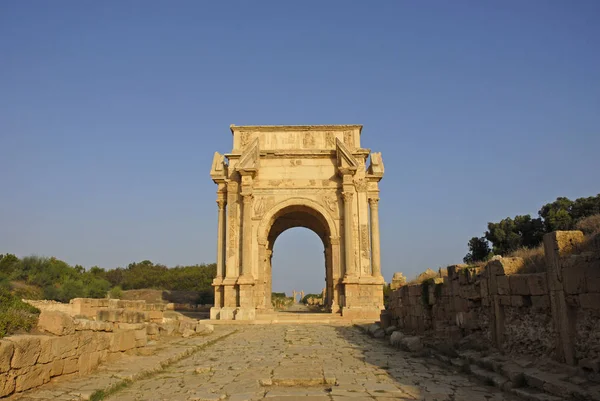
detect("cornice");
top-left (229, 124), bottom-right (363, 135)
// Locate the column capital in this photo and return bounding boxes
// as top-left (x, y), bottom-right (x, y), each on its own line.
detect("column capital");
top-left (216, 199), bottom-right (227, 210)
top-left (329, 236), bottom-right (340, 245)
top-left (241, 192), bottom-right (254, 201)
top-left (368, 197), bottom-right (380, 207)
top-left (342, 191), bottom-right (354, 202)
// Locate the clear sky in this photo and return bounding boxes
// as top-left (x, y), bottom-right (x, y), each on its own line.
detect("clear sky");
top-left (1, 1), bottom-right (599, 296)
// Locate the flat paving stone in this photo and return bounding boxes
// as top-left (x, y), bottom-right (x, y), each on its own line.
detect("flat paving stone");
top-left (11, 325), bottom-right (523, 401)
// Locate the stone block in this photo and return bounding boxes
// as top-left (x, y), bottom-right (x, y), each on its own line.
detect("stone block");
top-left (0, 341), bottom-right (14, 373)
top-left (177, 319), bottom-right (197, 334)
top-left (509, 275), bottom-right (530, 295)
top-left (159, 320), bottom-right (179, 335)
top-left (181, 328), bottom-right (196, 338)
top-left (510, 295), bottom-right (526, 307)
top-left (7, 335), bottom-right (41, 369)
top-left (527, 273), bottom-right (548, 296)
top-left (400, 336), bottom-right (423, 352)
top-left (498, 295), bottom-right (511, 306)
top-left (146, 323), bottom-right (159, 336)
top-left (37, 310), bottom-right (75, 336)
top-left (50, 358), bottom-right (64, 377)
top-left (109, 331), bottom-right (136, 352)
top-left (496, 276), bottom-right (510, 295)
top-left (580, 293), bottom-right (600, 310)
top-left (408, 285), bottom-right (421, 297)
top-left (563, 266), bottom-right (586, 294)
top-left (134, 329), bottom-right (147, 347)
top-left (531, 295), bottom-right (550, 310)
top-left (384, 326), bottom-right (397, 335)
top-left (389, 331), bottom-right (404, 347)
top-left (77, 331), bottom-right (97, 355)
top-left (195, 323), bottom-right (214, 335)
top-left (62, 357), bottom-right (78, 374)
top-left (78, 350), bottom-right (105, 375)
top-left (487, 258), bottom-right (525, 276)
top-left (14, 364), bottom-right (51, 392)
top-left (148, 310), bottom-right (163, 322)
top-left (586, 273), bottom-right (600, 293)
top-left (0, 372), bottom-right (15, 397)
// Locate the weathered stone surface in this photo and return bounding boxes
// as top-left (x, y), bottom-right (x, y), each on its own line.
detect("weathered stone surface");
top-left (527, 273), bottom-right (548, 296)
top-left (487, 258), bottom-right (525, 276)
top-left (509, 275), bottom-right (530, 295)
top-left (0, 341), bottom-right (14, 373)
top-left (384, 325), bottom-right (397, 335)
top-left (182, 328), bottom-right (196, 338)
top-left (0, 372), bottom-right (15, 397)
top-left (496, 275), bottom-right (510, 295)
top-left (400, 336), bottom-right (423, 352)
top-left (146, 323), bottom-right (159, 336)
top-left (109, 331), bottom-right (136, 352)
top-left (7, 325), bottom-right (529, 401)
top-left (78, 350), bottom-right (105, 375)
top-left (37, 310), bottom-right (75, 336)
top-left (195, 322), bottom-right (214, 335)
top-left (8, 335), bottom-right (41, 369)
top-left (580, 293), bottom-right (600, 310)
top-left (14, 364), bottom-right (51, 392)
top-left (389, 331), bottom-right (404, 347)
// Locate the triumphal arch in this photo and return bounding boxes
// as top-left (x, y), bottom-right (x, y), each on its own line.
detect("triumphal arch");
top-left (209, 125), bottom-right (385, 320)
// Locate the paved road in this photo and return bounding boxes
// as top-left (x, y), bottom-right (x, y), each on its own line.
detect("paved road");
top-left (108, 325), bottom-right (518, 401)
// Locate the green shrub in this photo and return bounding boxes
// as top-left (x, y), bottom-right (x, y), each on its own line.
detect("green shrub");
top-left (109, 285), bottom-right (123, 299)
top-left (0, 287), bottom-right (40, 338)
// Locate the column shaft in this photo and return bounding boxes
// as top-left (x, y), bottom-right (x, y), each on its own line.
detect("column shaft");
top-left (241, 193), bottom-right (253, 278)
top-left (216, 200), bottom-right (226, 278)
top-left (343, 191), bottom-right (355, 276)
top-left (369, 198), bottom-right (381, 277)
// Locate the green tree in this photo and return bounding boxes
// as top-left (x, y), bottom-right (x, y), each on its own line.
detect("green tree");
top-left (485, 215), bottom-right (544, 255)
top-left (463, 237), bottom-right (492, 264)
top-left (539, 197), bottom-right (575, 232)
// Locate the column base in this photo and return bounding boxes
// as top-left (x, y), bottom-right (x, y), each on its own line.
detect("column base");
top-left (235, 307), bottom-right (256, 320)
top-left (219, 307), bottom-right (237, 320)
top-left (210, 307), bottom-right (221, 320)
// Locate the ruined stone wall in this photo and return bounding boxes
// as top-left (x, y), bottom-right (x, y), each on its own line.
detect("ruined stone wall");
top-left (2, 300), bottom-right (215, 397)
top-left (387, 231), bottom-right (600, 367)
top-left (0, 312), bottom-right (148, 397)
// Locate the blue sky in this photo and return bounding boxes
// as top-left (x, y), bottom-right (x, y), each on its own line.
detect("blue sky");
top-left (1, 1), bottom-right (599, 295)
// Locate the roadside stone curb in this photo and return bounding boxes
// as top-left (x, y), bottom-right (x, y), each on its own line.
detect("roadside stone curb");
top-left (7, 328), bottom-right (236, 401)
top-left (355, 325), bottom-right (600, 401)
top-left (430, 347), bottom-right (600, 401)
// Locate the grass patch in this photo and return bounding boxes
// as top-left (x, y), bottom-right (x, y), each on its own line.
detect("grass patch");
top-left (508, 245), bottom-right (546, 274)
top-left (0, 286), bottom-right (40, 338)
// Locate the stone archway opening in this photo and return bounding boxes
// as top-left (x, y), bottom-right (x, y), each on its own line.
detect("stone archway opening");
top-left (265, 205), bottom-right (333, 312)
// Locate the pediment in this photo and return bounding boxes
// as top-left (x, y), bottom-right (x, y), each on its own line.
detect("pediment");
top-left (210, 152), bottom-right (228, 182)
top-left (367, 152), bottom-right (384, 179)
top-left (237, 137), bottom-right (260, 174)
top-left (335, 138), bottom-right (358, 175)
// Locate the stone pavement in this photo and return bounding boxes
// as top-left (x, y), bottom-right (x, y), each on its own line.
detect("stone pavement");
top-left (104, 325), bottom-right (519, 401)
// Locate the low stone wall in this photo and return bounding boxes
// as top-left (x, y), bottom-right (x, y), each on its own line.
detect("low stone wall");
top-left (1, 303), bottom-right (214, 398)
top-left (0, 312), bottom-right (146, 397)
top-left (387, 230), bottom-right (600, 368)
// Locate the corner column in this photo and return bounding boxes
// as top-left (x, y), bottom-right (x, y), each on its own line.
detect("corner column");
top-left (342, 191), bottom-right (355, 277)
top-left (236, 183), bottom-right (256, 320)
top-left (210, 187), bottom-right (227, 320)
top-left (369, 197), bottom-right (382, 278)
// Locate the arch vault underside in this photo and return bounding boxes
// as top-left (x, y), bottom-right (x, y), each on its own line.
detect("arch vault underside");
top-left (209, 124), bottom-right (385, 320)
